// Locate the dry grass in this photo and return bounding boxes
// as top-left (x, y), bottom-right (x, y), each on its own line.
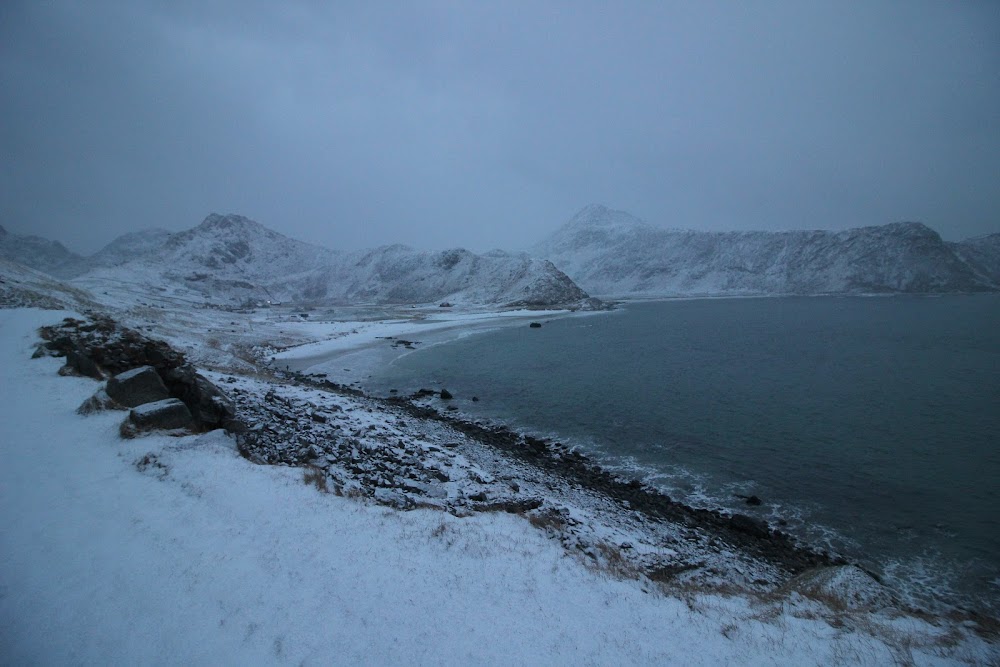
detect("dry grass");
top-left (302, 466), bottom-right (329, 493)
top-left (525, 509), bottom-right (566, 533)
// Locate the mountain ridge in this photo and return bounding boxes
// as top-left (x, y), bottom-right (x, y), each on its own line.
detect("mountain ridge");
top-left (1, 214), bottom-right (593, 308)
top-left (532, 206), bottom-right (998, 297)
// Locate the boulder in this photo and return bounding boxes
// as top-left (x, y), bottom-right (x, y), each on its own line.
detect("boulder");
top-left (440, 388), bottom-right (454, 400)
top-left (63, 347), bottom-right (104, 379)
top-left (162, 366), bottom-right (237, 430)
top-left (106, 366), bottom-right (170, 408)
top-left (529, 322), bottom-right (542, 328)
top-left (785, 565), bottom-right (896, 611)
top-left (124, 398), bottom-right (194, 434)
top-left (77, 388), bottom-right (126, 415)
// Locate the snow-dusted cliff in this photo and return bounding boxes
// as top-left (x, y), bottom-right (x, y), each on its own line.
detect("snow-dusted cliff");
top-left (2, 215), bottom-right (591, 308)
top-left (533, 205), bottom-right (998, 297)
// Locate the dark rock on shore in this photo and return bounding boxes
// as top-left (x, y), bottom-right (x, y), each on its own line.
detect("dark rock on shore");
top-left (64, 347), bottom-right (104, 379)
top-left (440, 388), bottom-right (454, 400)
top-left (162, 365), bottom-right (238, 431)
top-left (77, 388), bottom-right (125, 415)
top-left (728, 514), bottom-right (771, 539)
top-left (737, 494), bottom-right (763, 506)
top-left (529, 322), bottom-right (542, 328)
top-left (106, 365), bottom-right (170, 407)
top-left (381, 392), bottom-right (846, 576)
top-left (123, 398), bottom-right (194, 435)
top-left (39, 316), bottom-right (239, 433)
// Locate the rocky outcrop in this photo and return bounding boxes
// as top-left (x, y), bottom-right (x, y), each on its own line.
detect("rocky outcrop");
top-left (106, 366), bottom-right (170, 407)
top-left (39, 316), bottom-right (239, 433)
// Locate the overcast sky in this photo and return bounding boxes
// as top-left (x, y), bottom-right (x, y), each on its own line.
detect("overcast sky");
top-left (1, 1), bottom-right (998, 254)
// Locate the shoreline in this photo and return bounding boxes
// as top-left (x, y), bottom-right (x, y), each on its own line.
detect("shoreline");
top-left (270, 306), bottom-right (605, 386)
top-left (262, 363), bottom-right (1000, 621)
top-left (8, 309), bottom-right (998, 664)
top-left (258, 300), bottom-right (999, 618)
top-left (34, 296), bottom-right (1000, 620)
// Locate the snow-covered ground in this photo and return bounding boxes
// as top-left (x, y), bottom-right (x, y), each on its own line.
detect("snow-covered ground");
top-left (2, 308), bottom-right (996, 665)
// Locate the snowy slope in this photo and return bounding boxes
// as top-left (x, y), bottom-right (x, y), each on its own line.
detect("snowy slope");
top-left (84, 227), bottom-right (174, 268)
top-left (298, 245), bottom-right (588, 306)
top-left (3, 308), bottom-right (993, 665)
top-left (533, 205), bottom-right (999, 297)
top-left (953, 233), bottom-right (1000, 285)
top-left (0, 257), bottom-right (101, 311)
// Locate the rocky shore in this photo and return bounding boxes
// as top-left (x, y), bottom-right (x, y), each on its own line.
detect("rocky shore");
top-left (38, 314), bottom-right (878, 600)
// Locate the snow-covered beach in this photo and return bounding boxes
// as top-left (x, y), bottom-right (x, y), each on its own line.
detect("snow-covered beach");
top-left (2, 306), bottom-right (997, 665)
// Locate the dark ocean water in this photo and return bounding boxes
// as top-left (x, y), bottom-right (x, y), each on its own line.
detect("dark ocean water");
top-left (368, 296), bottom-right (1000, 612)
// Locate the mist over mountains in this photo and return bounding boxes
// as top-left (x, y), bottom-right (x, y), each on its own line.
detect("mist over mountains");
top-left (2, 206), bottom-right (998, 308)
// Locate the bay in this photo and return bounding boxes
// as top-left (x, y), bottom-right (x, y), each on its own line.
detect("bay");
top-left (368, 295), bottom-right (1000, 612)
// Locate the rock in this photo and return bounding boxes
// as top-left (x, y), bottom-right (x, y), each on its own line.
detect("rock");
top-left (728, 513), bottom-right (771, 539)
top-left (440, 389), bottom-right (453, 400)
top-left (373, 487), bottom-right (411, 509)
top-left (401, 481), bottom-right (448, 499)
top-left (163, 366), bottom-right (237, 430)
top-left (439, 302), bottom-right (452, 308)
top-left (77, 388), bottom-right (126, 415)
top-left (745, 494), bottom-right (763, 506)
top-left (471, 396), bottom-right (479, 402)
top-left (472, 497), bottom-right (543, 513)
top-left (529, 322), bottom-right (542, 328)
top-left (785, 565), bottom-right (896, 611)
top-left (64, 347), bottom-right (104, 379)
top-left (31, 344), bottom-right (54, 359)
top-left (106, 366), bottom-right (170, 408)
top-left (124, 398), bottom-right (194, 434)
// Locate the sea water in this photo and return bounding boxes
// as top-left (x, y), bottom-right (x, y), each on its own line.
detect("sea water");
top-left (367, 295), bottom-right (1000, 613)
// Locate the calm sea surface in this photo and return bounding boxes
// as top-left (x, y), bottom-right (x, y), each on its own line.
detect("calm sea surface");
top-left (367, 296), bottom-right (1000, 612)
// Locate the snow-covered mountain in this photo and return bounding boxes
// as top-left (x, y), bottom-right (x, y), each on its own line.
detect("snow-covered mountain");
top-left (533, 205), bottom-right (999, 297)
top-left (3, 215), bottom-right (591, 308)
top-left (0, 224), bottom-right (86, 279)
top-left (295, 245), bottom-right (588, 307)
top-left (953, 233), bottom-right (1000, 286)
top-left (86, 228), bottom-right (174, 268)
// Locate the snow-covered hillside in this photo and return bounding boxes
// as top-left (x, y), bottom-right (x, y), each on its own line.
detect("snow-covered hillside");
top-left (533, 205), bottom-right (999, 297)
top-left (953, 233), bottom-right (1000, 286)
top-left (3, 215), bottom-right (593, 308)
top-left (297, 245), bottom-right (588, 307)
top-left (0, 224), bottom-right (86, 279)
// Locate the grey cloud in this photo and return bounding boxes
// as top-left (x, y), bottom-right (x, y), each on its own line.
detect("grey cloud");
top-left (1, 1), bottom-right (997, 254)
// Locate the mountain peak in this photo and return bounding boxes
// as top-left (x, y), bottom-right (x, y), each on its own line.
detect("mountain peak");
top-left (568, 204), bottom-right (645, 229)
top-left (882, 221), bottom-right (938, 238)
top-left (197, 213), bottom-right (263, 233)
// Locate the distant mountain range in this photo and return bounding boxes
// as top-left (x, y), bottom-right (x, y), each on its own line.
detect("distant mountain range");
top-left (532, 205), bottom-right (1000, 297)
top-left (0, 216), bottom-right (592, 308)
top-left (2, 207), bottom-right (998, 307)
